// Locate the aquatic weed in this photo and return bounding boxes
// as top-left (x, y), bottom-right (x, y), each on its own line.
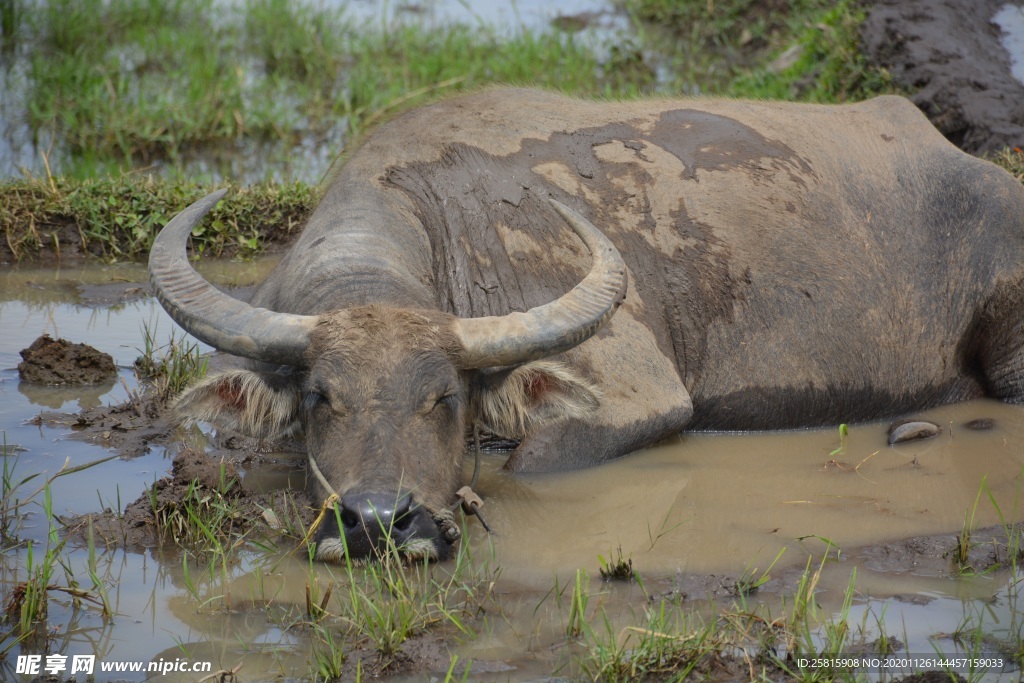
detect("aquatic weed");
top-left (2, 486), bottom-right (110, 651)
top-left (735, 547), bottom-right (786, 596)
top-left (598, 546), bottom-right (639, 583)
top-left (135, 321), bottom-right (208, 401)
top-left (310, 620), bottom-right (346, 681)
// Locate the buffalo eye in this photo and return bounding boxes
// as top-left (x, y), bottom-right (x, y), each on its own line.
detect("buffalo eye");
top-left (302, 389), bottom-right (327, 413)
top-left (432, 392), bottom-right (459, 414)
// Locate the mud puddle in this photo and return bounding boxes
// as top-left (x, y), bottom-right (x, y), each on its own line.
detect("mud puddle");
top-left (2, 261), bottom-right (1023, 681)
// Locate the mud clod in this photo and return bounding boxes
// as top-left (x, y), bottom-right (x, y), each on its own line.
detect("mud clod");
top-left (170, 446), bottom-right (240, 493)
top-left (39, 397), bottom-right (171, 459)
top-left (64, 447), bottom-right (315, 550)
top-left (964, 417), bottom-right (995, 430)
top-left (18, 334), bottom-right (116, 385)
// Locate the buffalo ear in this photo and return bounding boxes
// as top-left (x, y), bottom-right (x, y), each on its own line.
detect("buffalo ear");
top-left (172, 369), bottom-right (302, 440)
top-left (472, 360), bottom-right (600, 439)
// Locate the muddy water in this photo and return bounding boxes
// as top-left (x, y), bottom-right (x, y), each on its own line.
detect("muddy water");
top-left (0, 260), bottom-right (277, 520)
top-left (2, 261), bottom-right (1023, 681)
top-left (473, 400), bottom-right (1024, 578)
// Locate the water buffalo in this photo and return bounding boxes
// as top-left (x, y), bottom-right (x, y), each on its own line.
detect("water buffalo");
top-left (149, 88), bottom-right (1024, 562)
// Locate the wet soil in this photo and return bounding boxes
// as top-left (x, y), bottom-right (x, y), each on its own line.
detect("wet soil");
top-left (853, 522), bottom-right (1024, 576)
top-left (640, 522), bottom-right (1024, 606)
top-left (36, 393), bottom-right (172, 459)
top-left (17, 334), bottom-right (116, 385)
top-left (861, 0), bottom-right (1024, 154)
top-left (62, 445), bottom-right (316, 550)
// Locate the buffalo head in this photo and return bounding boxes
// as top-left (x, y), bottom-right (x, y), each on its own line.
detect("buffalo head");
top-left (149, 189), bottom-right (626, 561)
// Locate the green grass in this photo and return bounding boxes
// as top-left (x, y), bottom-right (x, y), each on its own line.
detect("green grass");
top-left (624, 0), bottom-right (893, 101)
top-left (150, 468), bottom-right (241, 554)
top-left (953, 468), bottom-right (1024, 576)
top-left (1, 486), bottom-right (111, 654)
top-left (563, 541), bottom-right (895, 681)
top-left (736, 547), bottom-right (786, 596)
top-left (151, 467), bottom-right (252, 611)
top-left (331, 523), bottom-right (493, 663)
top-left (135, 321), bottom-right (208, 402)
top-left (13, 0), bottom-right (621, 180)
top-left (1, 447), bottom-right (118, 549)
top-left (579, 599), bottom-right (713, 682)
top-left (9, 0), bottom-right (898, 187)
top-left (1, 435), bottom-right (34, 546)
top-left (0, 174), bottom-right (318, 261)
top-left (244, 524), bottom-right (498, 679)
top-left (598, 546), bottom-right (639, 583)
top-left (724, 0), bottom-right (894, 102)
top-left (310, 620), bottom-right (347, 681)
top-left (171, 512), bottom-right (499, 679)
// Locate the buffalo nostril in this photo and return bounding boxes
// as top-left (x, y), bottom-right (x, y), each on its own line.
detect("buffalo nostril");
top-left (340, 492), bottom-right (414, 531)
top-left (391, 494), bottom-right (415, 532)
top-left (331, 491), bottom-right (443, 560)
top-left (339, 505), bottom-right (360, 531)
top-left (321, 491), bottom-right (446, 561)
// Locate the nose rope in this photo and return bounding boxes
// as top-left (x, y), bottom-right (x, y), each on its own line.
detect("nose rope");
top-left (448, 423), bottom-right (493, 534)
top-left (302, 422), bottom-right (492, 552)
top-left (302, 454), bottom-right (341, 549)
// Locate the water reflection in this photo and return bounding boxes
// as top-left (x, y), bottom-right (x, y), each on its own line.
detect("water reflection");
top-left (17, 378), bottom-right (118, 410)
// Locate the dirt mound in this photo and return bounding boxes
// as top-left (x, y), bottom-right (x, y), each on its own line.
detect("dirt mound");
top-left (861, 0), bottom-right (1024, 153)
top-left (853, 522), bottom-right (1024, 575)
top-left (37, 394), bottom-right (173, 459)
top-left (64, 447), bottom-right (316, 550)
top-left (18, 334), bottom-right (117, 385)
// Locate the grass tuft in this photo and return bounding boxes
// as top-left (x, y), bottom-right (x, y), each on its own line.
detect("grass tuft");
top-left (0, 174), bottom-right (318, 261)
top-left (135, 321), bottom-right (208, 402)
top-left (991, 146), bottom-right (1024, 182)
top-left (598, 546), bottom-right (639, 583)
top-left (724, 0), bottom-right (895, 102)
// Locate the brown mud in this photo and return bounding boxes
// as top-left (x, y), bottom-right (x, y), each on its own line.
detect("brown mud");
top-left (861, 0), bottom-right (1024, 154)
top-left (644, 522), bottom-right (1024, 605)
top-left (62, 445), bottom-right (316, 550)
top-left (18, 334), bottom-right (116, 385)
top-left (36, 392), bottom-right (172, 459)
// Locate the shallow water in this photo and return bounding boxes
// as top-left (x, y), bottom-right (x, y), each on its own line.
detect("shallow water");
top-left (995, 3), bottom-right (1024, 86)
top-left (337, 0), bottom-right (622, 34)
top-left (1, 260), bottom-right (1022, 681)
top-left (472, 402), bottom-right (1024, 579)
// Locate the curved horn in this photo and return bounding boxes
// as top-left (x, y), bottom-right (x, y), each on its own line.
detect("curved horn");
top-left (455, 198), bottom-right (627, 369)
top-left (149, 189), bottom-right (317, 366)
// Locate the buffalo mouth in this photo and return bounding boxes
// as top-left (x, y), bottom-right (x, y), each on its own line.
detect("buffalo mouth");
top-left (311, 491), bottom-right (453, 563)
